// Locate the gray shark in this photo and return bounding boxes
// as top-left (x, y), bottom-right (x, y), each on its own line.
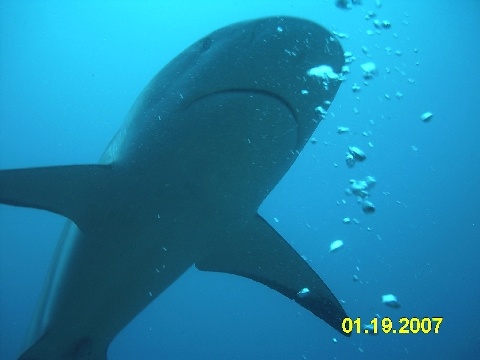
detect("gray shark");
top-left (0, 16), bottom-right (348, 359)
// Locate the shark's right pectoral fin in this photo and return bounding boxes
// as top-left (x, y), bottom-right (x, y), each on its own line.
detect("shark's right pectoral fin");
top-left (195, 215), bottom-right (350, 336)
top-left (0, 164), bottom-right (113, 232)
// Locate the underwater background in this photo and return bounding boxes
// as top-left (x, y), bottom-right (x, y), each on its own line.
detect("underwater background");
top-left (1, 1), bottom-right (479, 359)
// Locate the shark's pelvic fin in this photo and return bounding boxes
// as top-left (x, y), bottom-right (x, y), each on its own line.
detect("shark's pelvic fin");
top-left (0, 165), bottom-right (113, 232)
top-left (195, 215), bottom-right (349, 336)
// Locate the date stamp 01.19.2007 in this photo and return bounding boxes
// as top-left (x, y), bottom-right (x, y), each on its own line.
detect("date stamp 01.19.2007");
top-left (342, 317), bottom-right (443, 335)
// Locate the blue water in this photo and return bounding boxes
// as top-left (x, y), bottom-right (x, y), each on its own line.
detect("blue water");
top-left (1, 1), bottom-right (479, 359)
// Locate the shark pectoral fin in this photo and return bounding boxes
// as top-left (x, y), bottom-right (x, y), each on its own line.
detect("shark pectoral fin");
top-left (0, 164), bottom-right (113, 231)
top-left (195, 215), bottom-right (350, 336)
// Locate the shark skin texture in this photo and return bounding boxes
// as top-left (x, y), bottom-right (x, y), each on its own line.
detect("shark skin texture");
top-left (0, 16), bottom-right (348, 360)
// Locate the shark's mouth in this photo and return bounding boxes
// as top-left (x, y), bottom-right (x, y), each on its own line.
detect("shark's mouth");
top-left (188, 88), bottom-right (298, 126)
top-left (187, 88), bottom-right (300, 149)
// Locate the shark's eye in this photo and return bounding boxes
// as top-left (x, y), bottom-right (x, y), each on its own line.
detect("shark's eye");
top-left (201, 37), bottom-right (212, 51)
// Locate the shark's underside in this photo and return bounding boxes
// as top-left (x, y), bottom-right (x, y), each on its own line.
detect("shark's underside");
top-left (0, 16), bottom-right (348, 360)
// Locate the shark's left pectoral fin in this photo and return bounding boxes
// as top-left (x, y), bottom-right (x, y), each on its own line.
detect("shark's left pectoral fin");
top-left (195, 215), bottom-right (350, 336)
top-left (0, 164), bottom-right (113, 232)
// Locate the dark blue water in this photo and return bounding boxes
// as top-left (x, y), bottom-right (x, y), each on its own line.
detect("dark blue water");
top-left (1, 1), bottom-right (479, 359)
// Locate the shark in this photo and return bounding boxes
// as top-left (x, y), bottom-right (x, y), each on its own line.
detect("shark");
top-left (0, 16), bottom-right (348, 359)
